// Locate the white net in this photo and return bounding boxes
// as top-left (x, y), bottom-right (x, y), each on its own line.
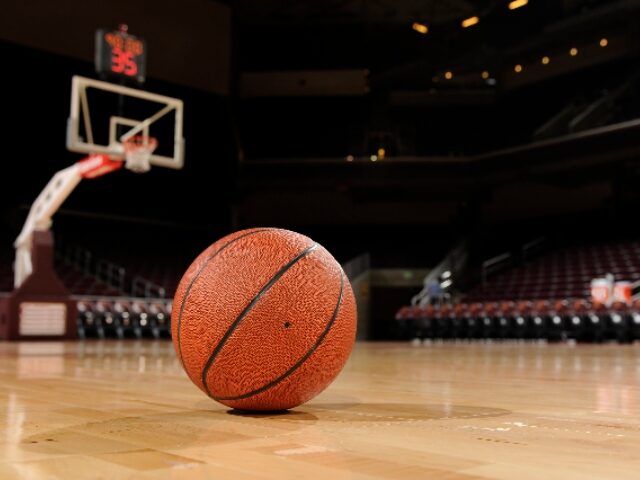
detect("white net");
top-left (123, 136), bottom-right (157, 173)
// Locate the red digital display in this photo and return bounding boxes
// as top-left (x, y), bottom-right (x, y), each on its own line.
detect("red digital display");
top-left (105, 32), bottom-right (143, 76)
top-left (95, 27), bottom-right (146, 83)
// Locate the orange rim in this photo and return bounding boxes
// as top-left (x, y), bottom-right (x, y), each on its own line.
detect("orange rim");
top-left (123, 135), bottom-right (158, 152)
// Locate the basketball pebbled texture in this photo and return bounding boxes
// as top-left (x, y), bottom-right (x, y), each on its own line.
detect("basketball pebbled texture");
top-left (172, 228), bottom-right (357, 411)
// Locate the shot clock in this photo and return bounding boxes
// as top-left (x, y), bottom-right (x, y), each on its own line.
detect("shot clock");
top-left (95, 25), bottom-right (146, 84)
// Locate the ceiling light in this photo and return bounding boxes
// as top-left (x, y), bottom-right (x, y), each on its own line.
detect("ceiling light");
top-left (599, 38), bottom-right (608, 47)
top-left (412, 22), bottom-right (428, 34)
top-left (444, 71), bottom-right (453, 80)
top-left (461, 16), bottom-right (479, 28)
top-left (508, 0), bottom-right (528, 10)
top-left (514, 64), bottom-right (523, 73)
top-left (481, 71), bottom-right (489, 79)
top-left (570, 47), bottom-right (578, 56)
top-left (541, 56), bottom-right (550, 65)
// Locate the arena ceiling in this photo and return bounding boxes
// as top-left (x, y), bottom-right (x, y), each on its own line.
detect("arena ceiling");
top-left (232, 0), bottom-right (496, 26)
top-left (228, 0), bottom-right (636, 85)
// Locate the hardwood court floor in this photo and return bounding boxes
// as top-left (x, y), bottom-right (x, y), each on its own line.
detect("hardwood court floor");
top-left (0, 341), bottom-right (638, 479)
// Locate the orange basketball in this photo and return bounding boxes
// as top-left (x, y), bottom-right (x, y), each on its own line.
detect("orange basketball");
top-left (172, 228), bottom-right (357, 411)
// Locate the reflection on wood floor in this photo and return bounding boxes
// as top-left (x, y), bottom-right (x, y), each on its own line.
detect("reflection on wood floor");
top-left (0, 341), bottom-right (638, 479)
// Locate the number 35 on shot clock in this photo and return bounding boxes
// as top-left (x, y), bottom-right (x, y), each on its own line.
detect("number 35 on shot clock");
top-left (95, 25), bottom-right (146, 84)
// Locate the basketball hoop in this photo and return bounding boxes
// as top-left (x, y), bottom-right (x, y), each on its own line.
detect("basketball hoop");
top-left (123, 136), bottom-right (157, 173)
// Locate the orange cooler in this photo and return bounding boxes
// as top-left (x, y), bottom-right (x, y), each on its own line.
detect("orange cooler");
top-left (613, 281), bottom-right (632, 305)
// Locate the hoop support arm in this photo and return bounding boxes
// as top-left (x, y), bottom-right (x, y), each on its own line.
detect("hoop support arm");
top-left (13, 155), bottom-right (122, 288)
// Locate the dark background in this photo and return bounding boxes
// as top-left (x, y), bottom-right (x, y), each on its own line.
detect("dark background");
top-left (2, 0), bottom-right (640, 272)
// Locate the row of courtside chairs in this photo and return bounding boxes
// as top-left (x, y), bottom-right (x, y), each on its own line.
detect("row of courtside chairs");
top-left (395, 299), bottom-right (640, 342)
top-left (76, 299), bottom-right (172, 340)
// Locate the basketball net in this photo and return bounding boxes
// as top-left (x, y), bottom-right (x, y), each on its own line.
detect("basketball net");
top-left (123, 136), bottom-right (158, 173)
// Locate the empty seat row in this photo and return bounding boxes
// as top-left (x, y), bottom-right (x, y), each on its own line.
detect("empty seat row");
top-left (395, 299), bottom-right (640, 342)
top-left (76, 299), bottom-right (172, 340)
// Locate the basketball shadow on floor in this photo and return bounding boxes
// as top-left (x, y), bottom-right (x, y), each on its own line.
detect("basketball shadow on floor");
top-left (300, 402), bottom-right (512, 423)
top-left (222, 400), bottom-right (511, 423)
top-left (226, 409), bottom-right (318, 421)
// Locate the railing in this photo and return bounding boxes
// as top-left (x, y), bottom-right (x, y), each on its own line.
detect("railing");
top-left (481, 252), bottom-right (512, 284)
top-left (342, 253), bottom-right (370, 281)
top-left (481, 237), bottom-right (547, 284)
top-left (412, 239), bottom-right (468, 306)
top-left (522, 237), bottom-right (546, 262)
top-left (132, 276), bottom-right (167, 299)
top-left (57, 240), bottom-right (171, 298)
top-left (59, 243), bottom-right (93, 273)
top-left (96, 260), bottom-right (126, 293)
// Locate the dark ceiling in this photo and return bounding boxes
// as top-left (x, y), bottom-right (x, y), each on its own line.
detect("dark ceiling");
top-left (232, 0), bottom-right (492, 26)
top-left (229, 0), bottom-right (636, 81)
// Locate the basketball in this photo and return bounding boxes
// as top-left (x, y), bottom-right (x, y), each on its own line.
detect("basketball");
top-left (171, 228), bottom-right (357, 411)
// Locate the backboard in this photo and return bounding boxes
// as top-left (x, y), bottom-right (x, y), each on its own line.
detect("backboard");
top-left (66, 76), bottom-right (184, 169)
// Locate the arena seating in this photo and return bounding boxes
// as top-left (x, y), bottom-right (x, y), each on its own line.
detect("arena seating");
top-left (56, 262), bottom-right (121, 296)
top-left (467, 240), bottom-right (640, 301)
top-left (63, 246), bottom-right (189, 298)
top-left (127, 258), bottom-right (183, 297)
top-left (76, 298), bottom-right (172, 340)
top-left (0, 253), bottom-right (117, 296)
top-left (396, 299), bottom-right (640, 342)
top-left (396, 240), bottom-right (640, 342)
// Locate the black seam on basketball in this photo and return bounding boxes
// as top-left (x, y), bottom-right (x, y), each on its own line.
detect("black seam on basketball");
top-left (175, 229), bottom-right (271, 370)
top-left (211, 269), bottom-right (345, 402)
top-left (201, 243), bottom-right (320, 397)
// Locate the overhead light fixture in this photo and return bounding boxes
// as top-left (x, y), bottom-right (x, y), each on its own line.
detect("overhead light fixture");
top-left (514, 64), bottom-right (523, 73)
top-left (508, 0), bottom-right (528, 10)
top-left (570, 47), bottom-right (578, 56)
top-left (599, 38), bottom-right (608, 47)
top-left (481, 71), bottom-right (489, 79)
top-left (444, 71), bottom-right (453, 80)
top-left (461, 16), bottom-right (479, 28)
top-left (370, 155), bottom-right (378, 162)
top-left (377, 148), bottom-right (386, 160)
top-left (541, 56), bottom-right (550, 65)
top-left (346, 155), bottom-right (354, 162)
top-left (412, 22), bottom-right (428, 34)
